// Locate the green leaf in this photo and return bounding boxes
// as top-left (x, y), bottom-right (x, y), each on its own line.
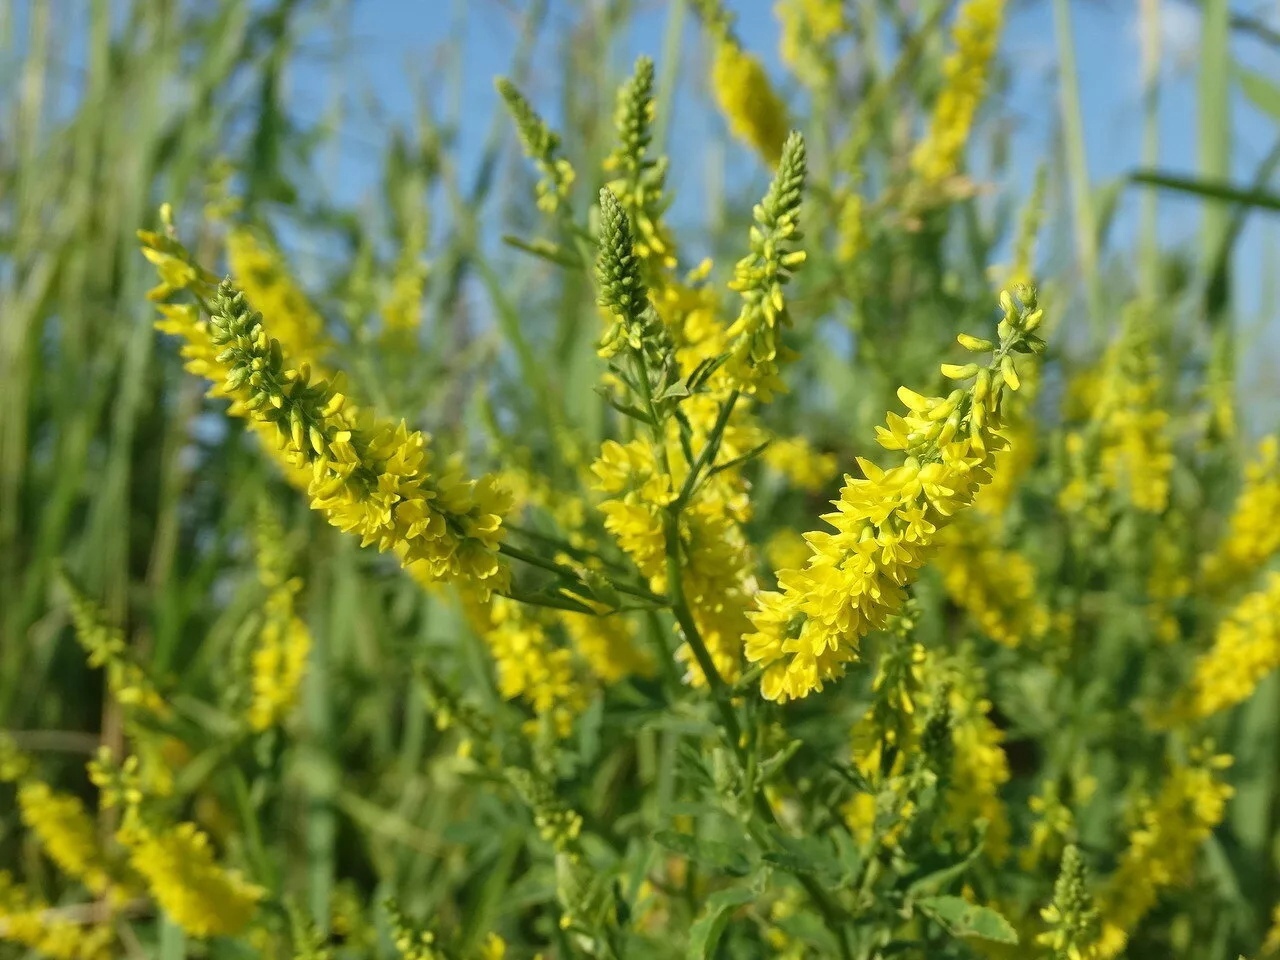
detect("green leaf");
top-left (686, 886), bottom-right (754, 958)
top-left (916, 895), bottom-right (1018, 944)
top-left (759, 834), bottom-right (847, 886)
top-left (502, 234), bottom-right (582, 268)
top-left (904, 821), bottom-right (988, 896)
top-left (1238, 66), bottom-right (1280, 122)
top-left (1130, 170), bottom-right (1280, 213)
top-left (653, 830), bottom-right (753, 876)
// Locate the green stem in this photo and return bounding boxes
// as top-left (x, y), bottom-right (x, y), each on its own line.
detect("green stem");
top-left (497, 541), bottom-right (666, 606)
top-left (674, 389), bottom-right (740, 511)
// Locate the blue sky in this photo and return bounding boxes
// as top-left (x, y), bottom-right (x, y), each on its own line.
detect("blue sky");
top-left (297, 0), bottom-right (1277, 275)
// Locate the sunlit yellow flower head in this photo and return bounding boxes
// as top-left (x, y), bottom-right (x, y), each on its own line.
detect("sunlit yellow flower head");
top-left (121, 820), bottom-right (263, 938)
top-left (746, 288), bottom-right (1046, 701)
top-left (912, 0), bottom-right (1006, 186)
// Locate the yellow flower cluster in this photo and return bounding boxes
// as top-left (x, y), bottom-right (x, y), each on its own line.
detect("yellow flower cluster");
top-left (591, 434), bottom-right (756, 684)
top-left (723, 132), bottom-right (807, 399)
top-left (764, 435), bottom-right (838, 492)
top-left (1200, 435), bottom-right (1280, 590)
top-left (227, 228), bottom-right (331, 365)
top-left (1037, 845), bottom-right (1101, 960)
top-left (912, 0), bottom-right (1006, 185)
top-left (560, 609), bottom-right (653, 685)
top-left (842, 649), bottom-right (1011, 860)
top-left (745, 289), bottom-right (1045, 702)
top-left (468, 596), bottom-right (590, 738)
top-left (189, 263), bottom-right (510, 593)
top-left (1097, 372), bottom-right (1173, 515)
top-left (776, 0), bottom-right (843, 87)
top-left (0, 871), bottom-right (115, 960)
top-left (120, 820), bottom-right (263, 938)
top-left (1096, 749), bottom-right (1233, 958)
top-left (17, 782), bottom-right (113, 896)
top-left (247, 509), bottom-right (311, 731)
top-left (936, 513), bottom-right (1050, 648)
top-left (1176, 572), bottom-right (1280, 720)
top-left (945, 666), bottom-right (1012, 861)
top-left (710, 40), bottom-right (789, 166)
top-left (604, 58), bottom-right (676, 275)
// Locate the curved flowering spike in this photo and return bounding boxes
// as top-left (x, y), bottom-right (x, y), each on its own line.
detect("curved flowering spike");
top-left (496, 77), bottom-right (576, 214)
top-left (206, 279), bottom-right (510, 597)
top-left (745, 286), bottom-right (1044, 702)
top-left (723, 131), bottom-right (807, 400)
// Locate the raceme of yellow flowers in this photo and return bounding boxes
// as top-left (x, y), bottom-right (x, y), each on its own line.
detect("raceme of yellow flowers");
top-left (912, 0), bottom-right (1007, 186)
top-left (776, 0), bottom-right (844, 88)
top-left (247, 506), bottom-right (312, 732)
top-left (142, 224), bottom-right (512, 598)
top-left (1095, 748), bottom-right (1234, 958)
top-left (745, 287), bottom-right (1047, 702)
top-left (1199, 434), bottom-right (1280, 590)
top-left (695, 0), bottom-right (790, 166)
top-left (1173, 571), bottom-right (1280, 722)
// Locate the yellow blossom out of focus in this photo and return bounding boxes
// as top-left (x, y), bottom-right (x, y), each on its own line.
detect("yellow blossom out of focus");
top-left (912, 0), bottom-right (1006, 185)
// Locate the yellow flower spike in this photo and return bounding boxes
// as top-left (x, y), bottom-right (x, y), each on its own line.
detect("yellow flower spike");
top-left (1173, 572), bottom-right (1280, 721)
top-left (912, 0), bottom-right (1007, 186)
top-left (17, 782), bottom-right (114, 897)
top-left (245, 504), bottom-right (311, 732)
top-left (1096, 748), bottom-right (1233, 958)
top-left (745, 287), bottom-right (1044, 702)
top-left (710, 40), bottom-right (789, 166)
top-left (180, 279), bottom-right (510, 598)
top-left (122, 821), bottom-right (263, 938)
top-left (1200, 435), bottom-right (1280, 590)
